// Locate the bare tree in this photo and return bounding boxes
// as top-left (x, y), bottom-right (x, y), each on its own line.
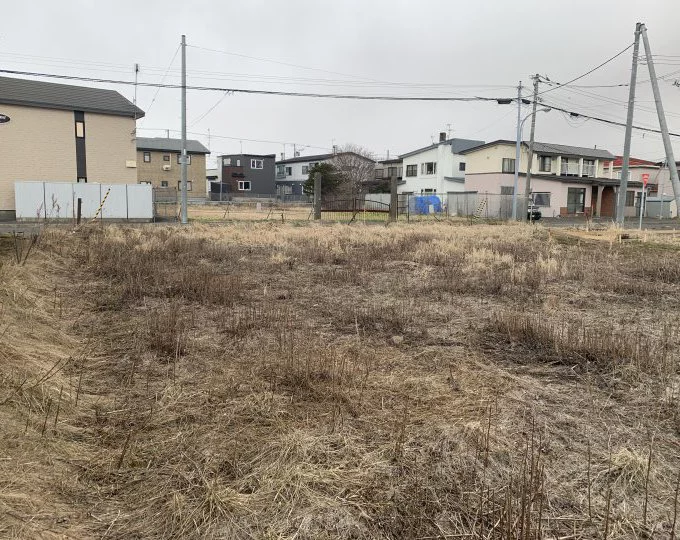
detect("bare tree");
top-left (329, 144), bottom-right (376, 197)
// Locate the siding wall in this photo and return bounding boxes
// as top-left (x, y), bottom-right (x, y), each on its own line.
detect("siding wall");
top-left (137, 151), bottom-right (207, 197)
top-left (86, 113), bottom-right (138, 184)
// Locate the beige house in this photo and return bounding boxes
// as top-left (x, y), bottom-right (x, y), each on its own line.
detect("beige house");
top-left (0, 75), bottom-right (144, 220)
top-left (462, 140), bottom-right (646, 219)
top-left (136, 138), bottom-right (210, 199)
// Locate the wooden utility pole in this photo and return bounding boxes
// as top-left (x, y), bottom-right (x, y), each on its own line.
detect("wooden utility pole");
top-left (616, 23), bottom-right (642, 225)
top-left (313, 172), bottom-right (321, 220)
top-left (390, 173), bottom-right (398, 222)
top-left (523, 75), bottom-right (540, 221)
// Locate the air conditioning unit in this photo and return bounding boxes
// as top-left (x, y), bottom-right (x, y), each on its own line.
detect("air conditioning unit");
top-left (162, 165), bottom-right (171, 171)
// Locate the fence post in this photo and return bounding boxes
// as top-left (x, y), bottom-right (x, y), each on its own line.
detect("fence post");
top-left (313, 172), bottom-right (321, 220)
top-left (76, 198), bottom-right (82, 225)
top-left (390, 175), bottom-right (398, 222)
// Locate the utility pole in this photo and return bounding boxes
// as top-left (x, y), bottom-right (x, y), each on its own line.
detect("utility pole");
top-left (640, 24), bottom-right (680, 214)
top-left (523, 75), bottom-right (540, 221)
top-left (180, 34), bottom-right (188, 225)
top-left (511, 81), bottom-right (523, 220)
top-left (616, 22), bottom-right (642, 225)
top-left (133, 63), bottom-right (140, 106)
top-left (313, 172), bottom-right (322, 220)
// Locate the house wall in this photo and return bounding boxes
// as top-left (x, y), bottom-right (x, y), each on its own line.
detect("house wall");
top-left (221, 155), bottom-right (275, 195)
top-left (86, 113), bottom-right (137, 184)
top-left (400, 145), bottom-right (468, 194)
top-left (137, 151), bottom-right (207, 198)
top-left (0, 104), bottom-right (140, 216)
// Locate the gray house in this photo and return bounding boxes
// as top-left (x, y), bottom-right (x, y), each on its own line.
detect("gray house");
top-left (214, 153), bottom-right (276, 198)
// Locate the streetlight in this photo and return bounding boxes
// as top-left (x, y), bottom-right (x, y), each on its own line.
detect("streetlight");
top-left (512, 107), bottom-right (551, 220)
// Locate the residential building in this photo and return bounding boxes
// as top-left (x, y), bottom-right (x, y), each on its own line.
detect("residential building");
top-left (136, 137), bottom-right (210, 199)
top-left (275, 151), bottom-right (376, 196)
top-left (374, 158), bottom-right (403, 184)
top-left (217, 154), bottom-right (276, 196)
top-left (399, 133), bottom-right (485, 194)
top-left (0, 75), bottom-right (144, 219)
top-left (462, 140), bottom-right (646, 218)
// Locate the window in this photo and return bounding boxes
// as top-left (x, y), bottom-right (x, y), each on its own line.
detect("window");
top-left (625, 190), bottom-right (635, 207)
top-left (387, 166), bottom-right (399, 177)
top-left (421, 188), bottom-right (436, 193)
top-left (143, 152), bottom-right (151, 163)
top-left (567, 187), bottom-right (586, 214)
top-left (309, 162), bottom-right (319, 168)
top-left (538, 156), bottom-right (551, 172)
top-left (75, 121), bottom-right (85, 138)
top-left (286, 166), bottom-right (292, 176)
top-left (421, 162), bottom-right (436, 175)
top-left (177, 181), bottom-right (193, 191)
top-left (236, 159), bottom-right (241, 166)
top-left (161, 181), bottom-right (168, 188)
top-left (500, 186), bottom-right (514, 195)
top-left (459, 162), bottom-right (466, 171)
top-left (406, 164), bottom-right (418, 177)
top-left (163, 155), bottom-right (170, 162)
top-left (276, 164), bottom-right (285, 177)
top-left (532, 192), bottom-right (551, 207)
top-left (139, 180), bottom-right (151, 185)
top-left (77, 177), bottom-right (87, 183)
top-left (502, 158), bottom-right (515, 173)
top-left (582, 159), bottom-right (595, 177)
top-left (223, 157), bottom-right (231, 166)
top-left (177, 154), bottom-right (192, 165)
top-left (238, 180), bottom-right (251, 191)
top-left (301, 166), bottom-right (309, 174)
top-left (251, 159), bottom-right (263, 169)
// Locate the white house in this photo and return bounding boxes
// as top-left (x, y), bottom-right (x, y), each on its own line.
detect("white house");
top-left (399, 134), bottom-right (485, 194)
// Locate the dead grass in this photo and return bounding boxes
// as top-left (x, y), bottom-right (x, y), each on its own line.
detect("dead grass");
top-left (0, 222), bottom-right (679, 538)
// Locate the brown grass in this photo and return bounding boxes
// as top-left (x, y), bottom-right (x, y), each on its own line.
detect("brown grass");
top-left (0, 222), bottom-right (679, 539)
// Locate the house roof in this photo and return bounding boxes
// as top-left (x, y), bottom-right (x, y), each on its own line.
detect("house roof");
top-left (0, 76), bottom-right (144, 118)
top-left (136, 137), bottom-right (210, 154)
top-left (219, 153), bottom-right (276, 159)
top-left (276, 152), bottom-right (375, 165)
top-left (605, 156), bottom-right (661, 168)
top-left (459, 139), bottom-right (615, 159)
top-left (400, 138), bottom-right (485, 159)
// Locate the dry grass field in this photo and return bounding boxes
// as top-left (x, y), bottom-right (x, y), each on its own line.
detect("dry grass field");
top-left (1, 222), bottom-right (680, 539)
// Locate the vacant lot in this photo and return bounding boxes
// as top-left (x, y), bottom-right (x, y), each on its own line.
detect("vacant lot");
top-left (1, 222), bottom-right (679, 539)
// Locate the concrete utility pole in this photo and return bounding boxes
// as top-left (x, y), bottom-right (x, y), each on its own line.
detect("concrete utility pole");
top-left (180, 34), bottom-right (188, 225)
top-left (313, 172), bottom-right (321, 220)
top-left (523, 75), bottom-right (540, 221)
top-left (640, 24), bottom-right (680, 213)
top-left (511, 81), bottom-right (523, 220)
top-left (390, 173), bottom-right (398, 222)
top-left (616, 23), bottom-right (642, 225)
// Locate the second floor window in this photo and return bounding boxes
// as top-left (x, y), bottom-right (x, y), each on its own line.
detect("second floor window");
top-left (459, 162), bottom-right (466, 171)
top-left (223, 157), bottom-right (231, 166)
top-left (583, 159), bottom-right (595, 177)
top-left (406, 164), bottom-right (417, 177)
top-left (177, 154), bottom-right (192, 165)
top-left (143, 152), bottom-right (151, 163)
top-left (539, 156), bottom-right (551, 172)
top-left (251, 159), bottom-right (263, 169)
top-left (177, 180), bottom-right (193, 191)
top-left (502, 158), bottom-right (515, 173)
top-left (302, 166), bottom-right (309, 174)
top-left (286, 166), bottom-right (292, 176)
top-left (421, 162), bottom-right (436, 175)
top-left (276, 165), bottom-right (285, 176)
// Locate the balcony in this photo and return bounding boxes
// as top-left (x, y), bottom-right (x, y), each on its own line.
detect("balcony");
top-left (560, 162), bottom-right (580, 176)
top-left (582, 163), bottom-right (596, 177)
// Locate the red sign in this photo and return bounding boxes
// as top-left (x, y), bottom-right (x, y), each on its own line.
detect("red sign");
top-left (642, 173), bottom-right (650, 186)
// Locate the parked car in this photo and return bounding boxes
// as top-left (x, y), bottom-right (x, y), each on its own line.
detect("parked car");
top-left (528, 204), bottom-right (542, 221)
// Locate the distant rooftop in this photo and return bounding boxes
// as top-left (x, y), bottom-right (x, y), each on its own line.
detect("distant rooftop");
top-left (0, 75), bottom-right (144, 118)
top-left (400, 138), bottom-right (485, 159)
top-left (460, 139), bottom-right (615, 160)
top-left (136, 137), bottom-right (210, 154)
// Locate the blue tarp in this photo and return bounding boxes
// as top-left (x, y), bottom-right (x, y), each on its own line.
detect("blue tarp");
top-left (410, 195), bottom-right (442, 215)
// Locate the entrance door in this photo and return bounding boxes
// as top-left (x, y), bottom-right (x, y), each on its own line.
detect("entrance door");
top-left (567, 188), bottom-right (586, 214)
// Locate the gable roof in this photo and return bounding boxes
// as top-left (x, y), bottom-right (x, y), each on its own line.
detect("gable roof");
top-left (459, 139), bottom-right (615, 159)
top-left (606, 156), bottom-right (660, 168)
top-left (0, 76), bottom-right (144, 118)
top-left (400, 138), bottom-right (485, 159)
top-left (136, 137), bottom-right (210, 154)
top-left (276, 152), bottom-right (375, 165)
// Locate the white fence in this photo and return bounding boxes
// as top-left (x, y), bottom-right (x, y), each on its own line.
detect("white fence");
top-left (15, 182), bottom-right (153, 221)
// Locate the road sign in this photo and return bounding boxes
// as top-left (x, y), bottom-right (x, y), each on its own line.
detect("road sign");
top-left (642, 173), bottom-right (649, 186)
top-left (0, 114), bottom-right (10, 124)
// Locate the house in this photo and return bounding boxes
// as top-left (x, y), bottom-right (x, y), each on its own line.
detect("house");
top-left (399, 133), bottom-right (485, 195)
top-left (461, 140), bottom-right (647, 218)
top-left (0, 75), bottom-right (144, 220)
top-left (216, 154), bottom-right (276, 197)
top-left (136, 137), bottom-right (210, 199)
top-left (275, 151), bottom-right (376, 196)
top-left (374, 158), bottom-right (403, 186)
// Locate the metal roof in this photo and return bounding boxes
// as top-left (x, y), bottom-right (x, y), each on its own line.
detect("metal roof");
top-left (136, 137), bottom-right (210, 154)
top-left (276, 152), bottom-right (375, 165)
top-left (400, 138), bottom-right (485, 159)
top-left (460, 139), bottom-right (614, 159)
top-left (0, 76), bottom-right (144, 118)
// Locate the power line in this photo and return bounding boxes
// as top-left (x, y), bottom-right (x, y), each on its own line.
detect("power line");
top-left (141, 45), bottom-right (181, 121)
top-left (0, 68), bottom-right (506, 101)
top-left (537, 43), bottom-right (634, 96)
top-left (188, 91), bottom-right (231, 127)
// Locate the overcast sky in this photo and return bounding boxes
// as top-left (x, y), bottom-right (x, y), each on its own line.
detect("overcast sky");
top-left (2, 0), bottom-right (679, 165)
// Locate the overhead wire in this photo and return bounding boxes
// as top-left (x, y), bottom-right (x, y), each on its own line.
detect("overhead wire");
top-left (140, 44), bottom-right (181, 121)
